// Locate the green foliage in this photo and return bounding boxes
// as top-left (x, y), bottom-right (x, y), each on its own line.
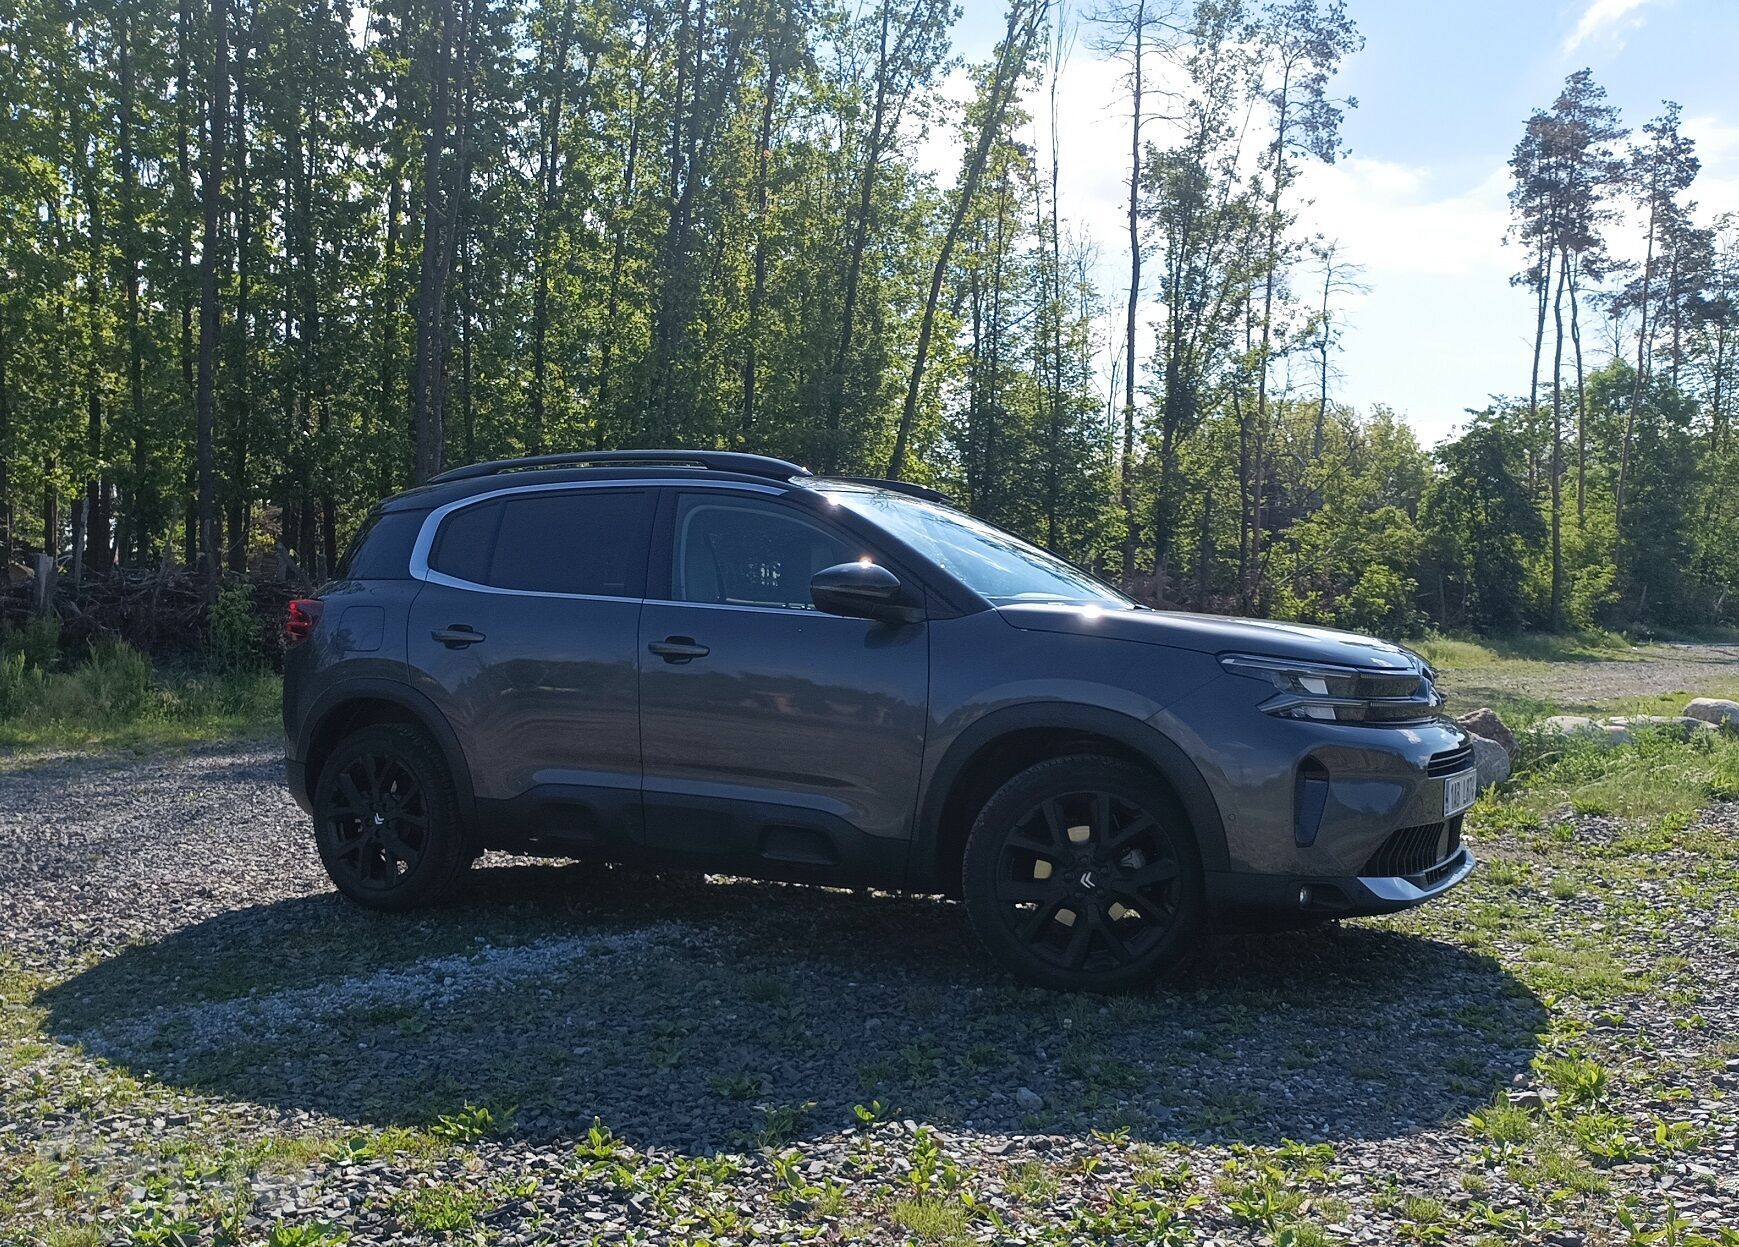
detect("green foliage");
top-left (208, 583), bottom-right (263, 674)
top-left (0, 617), bottom-right (62, 671)
top-left (1419, 413), bottom-right (1545, 633)
top-left (0, 0), bottom-right (1732, 651)
top-left (0, 641), bottom-right (277, 750)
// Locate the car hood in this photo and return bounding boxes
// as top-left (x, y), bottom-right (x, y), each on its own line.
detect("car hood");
top-left (995, 604), bottom-right (1423, 670)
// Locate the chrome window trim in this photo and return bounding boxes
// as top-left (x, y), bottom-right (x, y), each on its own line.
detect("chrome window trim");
top-left (408, 476), bottom-right (781, 600)
top-left (641, 597), bottom-right (880, 619)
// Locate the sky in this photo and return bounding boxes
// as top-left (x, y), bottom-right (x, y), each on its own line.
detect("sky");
top-left (944, 0), bottom-right (1739, 446)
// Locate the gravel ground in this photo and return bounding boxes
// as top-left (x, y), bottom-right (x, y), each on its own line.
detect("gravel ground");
top-left (2, 745), bottom-right (1737, 1244)
top-left (1442, 642), bottom-right (1739, 709)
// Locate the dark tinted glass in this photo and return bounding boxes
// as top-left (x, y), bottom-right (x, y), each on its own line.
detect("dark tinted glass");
top-left (337, 509), bottom-right (424, 580)
top-left (674, 497), bottom-right (855, 610)
top-left (429, 500), bottom-right (501, 583)
top-left (488, 490), bottom-right (650, 596)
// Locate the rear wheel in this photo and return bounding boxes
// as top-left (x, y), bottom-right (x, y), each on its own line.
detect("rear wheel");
top-left (962, 755), bottom-right (1203, 992)
top-left (313, 723), bottom-right (470, 910)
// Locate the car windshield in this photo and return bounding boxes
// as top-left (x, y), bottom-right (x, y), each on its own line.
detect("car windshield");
top-left (823, 487), bottom-right (1135, 609)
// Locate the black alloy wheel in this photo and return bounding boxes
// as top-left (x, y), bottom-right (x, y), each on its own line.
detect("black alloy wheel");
top-left (313, 723), bottom-right (470, 910)
top-left (963, 755), bottom-right (1202, 992)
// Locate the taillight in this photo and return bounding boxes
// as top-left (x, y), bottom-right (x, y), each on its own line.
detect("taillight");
top-left (285, 598), bottom-right (323, 645)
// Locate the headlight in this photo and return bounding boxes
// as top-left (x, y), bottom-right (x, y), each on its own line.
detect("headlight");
top-left (1219, 653), bottom-right (1441, 723)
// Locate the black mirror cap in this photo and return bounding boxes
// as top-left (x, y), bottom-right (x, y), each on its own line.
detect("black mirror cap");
top-left (810, 562), bottom-right (920, 622)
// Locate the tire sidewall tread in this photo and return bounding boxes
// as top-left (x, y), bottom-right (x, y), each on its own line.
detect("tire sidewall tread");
top-left (961, 753), bottom-right (1204, 993)
top-left (312, 722), bottom-right (469, 911)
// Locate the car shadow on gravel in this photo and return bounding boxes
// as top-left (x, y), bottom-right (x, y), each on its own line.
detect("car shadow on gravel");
top-left (41, 860), bottom-right (1547, 1155)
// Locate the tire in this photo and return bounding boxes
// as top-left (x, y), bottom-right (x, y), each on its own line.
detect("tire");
top-left (312, 723), bottom-right (471, 910)
top-left (962, 754), bottom-right (1204, 993)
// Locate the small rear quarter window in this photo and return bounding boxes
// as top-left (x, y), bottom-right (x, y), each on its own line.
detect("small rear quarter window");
top-left (337, 509), bottom-right (425, 580)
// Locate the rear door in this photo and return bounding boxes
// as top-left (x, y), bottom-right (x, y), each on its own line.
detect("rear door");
top-left (406, 484), bottom-right (652, 850)
top-left (637, 490), bottom-right (929, 885)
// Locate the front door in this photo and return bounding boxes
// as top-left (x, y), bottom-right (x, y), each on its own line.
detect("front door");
top-left (407, 484), bottom-right (652, 849)
top-left (637, 491), bottom-right (929, 885)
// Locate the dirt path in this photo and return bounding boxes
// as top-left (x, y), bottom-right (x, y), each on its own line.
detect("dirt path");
top-left (1441, 641), bottom-right (1739, 714)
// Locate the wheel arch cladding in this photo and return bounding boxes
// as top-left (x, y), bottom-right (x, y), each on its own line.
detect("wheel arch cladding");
top-left (915, 703), bottom-right (1229, 891)
top-left (300, 680), bottom-right (478, 826)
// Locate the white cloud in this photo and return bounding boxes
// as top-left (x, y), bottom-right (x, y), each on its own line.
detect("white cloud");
top-left (1561, 0), bottom-right (1667, 55)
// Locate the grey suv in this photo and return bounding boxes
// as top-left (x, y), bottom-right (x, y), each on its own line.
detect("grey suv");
top-left (283, 450), bottom-right (1476, 991)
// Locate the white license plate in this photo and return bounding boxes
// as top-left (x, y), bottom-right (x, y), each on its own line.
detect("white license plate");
top-left (1443, 768), bottom-right (1478, 818)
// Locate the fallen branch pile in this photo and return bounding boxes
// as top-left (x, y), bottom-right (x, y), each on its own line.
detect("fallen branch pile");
top-left (1, 564), bottom-right (297, 665)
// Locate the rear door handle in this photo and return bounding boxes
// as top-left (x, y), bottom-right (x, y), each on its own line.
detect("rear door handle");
top-left (648, 636), bottom-right (709, 663)
top-left (431, 626), bottom-right (485, 648)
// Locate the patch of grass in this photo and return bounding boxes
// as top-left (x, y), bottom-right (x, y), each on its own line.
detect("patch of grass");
top-left (0, 638), bottom-right (277, 754)
top-left (890, 1195), bottom-right (971, 1243)
top-left (1490, 728), bottom-right (1739, 826)
top-left (1415, 631), bottom-right (1634, 669)
top-left (400, 1183), bottom-right (487, 1233)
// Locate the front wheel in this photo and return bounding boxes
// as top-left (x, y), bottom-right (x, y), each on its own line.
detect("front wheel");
top-left (313, 723), bottom-right (470, 910)
top-left (962, 755), bottom-right (1203, 993)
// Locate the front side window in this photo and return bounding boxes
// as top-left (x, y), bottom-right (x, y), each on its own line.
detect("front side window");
top-left (426, 489), bottom-right (650, 597)
top-left (672, 495), bottom-right (858, 611)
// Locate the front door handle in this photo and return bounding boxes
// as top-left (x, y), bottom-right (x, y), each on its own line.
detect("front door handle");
top-left (431, 626), bottom-right (486, 649)
top-left (648, 636), bottom-right (710, 663)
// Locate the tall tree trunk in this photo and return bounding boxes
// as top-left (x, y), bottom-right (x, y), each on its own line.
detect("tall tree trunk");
top-left (1249, 62), bottom-right (1294, 610)
top-left (1568, 250), bottom-right (1588, 525)
top-left (822, 1), bottom-right (898, 469)
top-left (1617, 197), bottom-right (1657, 562)
top-left (1119, 0), bottom-right (1145, 586)
top-left (79, 57), bottom-right (109, 579)
top-left (195, 0), bottom-right (229, 587)
top-left (118, 8), bottom-right (149, 562)
top-left (0, 300), bottom-right (10, 568)
top-left (887, 2), bottom-right (1039, 480)
top-left (1525, 233), bottom-right (1551, 492)
top-left (1044, 31), bottom-right (1064, 549)
top-left (1548, 249), bottom-right (1566, 629)
top-left (409, 0), bottom-right (459, 483)
top-left (529, 0), bottom-right (577, 457)
top-left (227, 44), bottom-right (252, 572)
top-left (742, 7), bottom-right (793, 442)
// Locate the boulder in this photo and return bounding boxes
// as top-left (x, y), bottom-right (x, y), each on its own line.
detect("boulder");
top-left (1603, 715), bottom-right (1713, 743)
top-left (1685, 697), bottom-right (1739, 730)
top-left (1456, 707), bottom-right (1516, 758)
top-left (1538, 715), bottom-right (1602, 737)
top-left (1469, 735), bottom-right (1511, 789)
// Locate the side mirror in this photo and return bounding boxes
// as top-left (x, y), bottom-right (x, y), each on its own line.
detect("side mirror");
top-left (810, 562), bottom-right (918, 623)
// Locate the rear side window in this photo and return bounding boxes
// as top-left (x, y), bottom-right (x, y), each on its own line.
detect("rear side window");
top-left (429, 500), bottom-right (501, 583)
top-left (336, 509), bottom-right (424, 580)
top-left (426, 490), bottom-right (650, 598)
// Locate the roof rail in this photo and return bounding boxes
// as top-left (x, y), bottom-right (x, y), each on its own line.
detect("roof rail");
top-left (833, 476), bottom-right (954, 505)
top-left (426, 449), bottom-right (812, 485)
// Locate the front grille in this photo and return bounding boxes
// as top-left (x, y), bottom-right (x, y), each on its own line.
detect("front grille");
top-left (1364, 815), bottom-right (1463, 878)
top-left (1426, 745), bottom-right (1475, 778)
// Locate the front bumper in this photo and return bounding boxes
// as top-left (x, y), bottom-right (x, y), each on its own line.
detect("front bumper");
top-left (1206, 844), bottom-right (1476, 919)
top-left (1155, 672), bottom-right (1480, 915)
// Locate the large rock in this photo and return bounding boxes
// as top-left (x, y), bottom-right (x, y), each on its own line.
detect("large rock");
top-left (1456, 707), bottom-right (1516, 758)
top-left (1685, 697), bottom-right (1739, 730)
top-left (1538, 715), bottom-right (1602, 737)
top-left (1602, 715), bottom-right (1713, 744)
top-left (1469, 735), bottom-right (1511, 788)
